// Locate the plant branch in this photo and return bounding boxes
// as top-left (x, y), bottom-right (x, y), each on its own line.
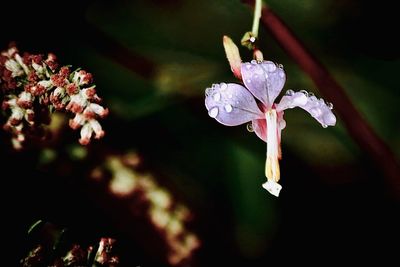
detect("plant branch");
top-left (242, 0), bottom-right (400, 199)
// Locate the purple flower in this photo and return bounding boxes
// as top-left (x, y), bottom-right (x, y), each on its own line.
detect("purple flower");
top-left (205, 60), bottom-right (336, 197)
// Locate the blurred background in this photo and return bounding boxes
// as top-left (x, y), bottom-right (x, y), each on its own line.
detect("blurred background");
top-left (1, 0), bottom-right (399, 265)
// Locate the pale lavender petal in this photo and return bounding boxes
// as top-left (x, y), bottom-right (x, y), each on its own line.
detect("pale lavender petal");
top-left (205, 83), bottom-right (264, 126)
top-left (276, 90), bottom-right (336, 127)
top-left (241, 60), bottom-right (286, 109)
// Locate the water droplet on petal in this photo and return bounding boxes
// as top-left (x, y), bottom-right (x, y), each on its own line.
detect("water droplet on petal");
top-left (310, 107), bottom-right (321, 117)
top-left (224, 104), bottom-right (233, 113)
top-left (285, 89), bottom-right (294, 96)
top-left (205, 88), bottom-right (212, 96)
top-left (300, 90), bottom-right (309, 97)
top-left (213, 93), bottom-right (221, 101)
top-left (251, 60), bottom-right (257, 64)
top-left (278, 64), bottom-right (284, 69)
top-left (327, 102), bottom-right (333, 109)
top-left (308, 92), bottom-right (315, 97)
top-left (267, 62), bottom-right (276, 72)
top-left (220, 83), bottom-right (228, 91)
top-left (322, 124), bottom-right (328, 128)
top-left (208, 107), bottom-right (219, 118)
top-left (246, 79), bottom-right (251, 83)
top-left (246, 123), bottom-right (254, 132)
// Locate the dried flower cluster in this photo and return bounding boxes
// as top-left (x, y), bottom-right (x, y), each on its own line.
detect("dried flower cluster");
top-left (91, 153), bottom-right (200, 266)
top-left (0, 45), bottom-right (108, 149)
top-left (21, 238), bottom-right (119, 267)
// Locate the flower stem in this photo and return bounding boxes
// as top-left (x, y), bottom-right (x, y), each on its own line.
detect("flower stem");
top-left (251, 0), bottom-right (262, 37)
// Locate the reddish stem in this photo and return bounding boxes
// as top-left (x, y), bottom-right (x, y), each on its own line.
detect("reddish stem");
top-left (243, 0), bottom-right (400, 198)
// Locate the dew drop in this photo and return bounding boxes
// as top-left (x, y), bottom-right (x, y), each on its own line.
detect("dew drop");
top-left (208, 107), bottom-right (219, 118)
top-left (308, 92), bottom-right (315, 97)
top-left (224, 104), bottom-right (233, 113)
top-left (220, 83), bottom-right (228, 91)
top-left (251, 60), bottom-right (257, 64)
top-left (322, 124), bottom-right (328, 128)
top-left (246, 123), bottom-right (254, 132)
top-left (285, 89), bottom-right (294, 96)
top-left (267, 62), bottom-right (276, 72)
top-left (278, 64), bottom-right (284, 69)
top-left (213, 93), bottom-right (221, 101)
top-left (310, 107), bottom-right (321, 117)
top-left (327, 102), bottom-right (333, 109)
top-left (300, 90), bottom-right (309, 97)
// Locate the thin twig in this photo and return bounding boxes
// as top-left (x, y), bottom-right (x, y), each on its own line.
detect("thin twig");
top-left (243, 0), bottom-right (400, 199)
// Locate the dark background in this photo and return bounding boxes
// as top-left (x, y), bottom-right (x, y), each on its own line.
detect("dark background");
top-left (1, 0), bottom-right (399, 266)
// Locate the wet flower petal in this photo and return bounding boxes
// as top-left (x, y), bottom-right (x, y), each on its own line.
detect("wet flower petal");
top-left (241, 61), bottom-right (286, 109)
top-left (205, 83), bottom-right (263, 126)
top-left (276, 90), bottom-right (336, 127)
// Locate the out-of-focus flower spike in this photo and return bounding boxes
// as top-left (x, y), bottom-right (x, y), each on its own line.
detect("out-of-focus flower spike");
top-left (223, 35), bottom-right (242, 79)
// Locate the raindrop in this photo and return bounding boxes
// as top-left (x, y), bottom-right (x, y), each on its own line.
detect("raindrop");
top-left (285, 89), bottom-right (294, 96)
top-left (327, 102), bottom-right (333, 109)
top-left (308, 92), bottom-right (315, 97)
top-left (224, 104), bottom-right (233, 113)
top-left (208, 107), bottom-right (219, 118)
top-left (310, 107), bottom-right (321, 117)
top-left (267, 63), bottom-right (276, 72)
top-left (322, 124), bottom-right (328, 128)
top-left (213, 93), bottom-right (221, 101)
top-left (251, 60), bottom-right (257, 64)
top-left (220, 83), bottom-right (228, 91)
top-left (246, 123), bottom-right (254, 132)
top-left (278, 64), bottom-right (284, 69)
top-left (300, 90), bottom-right (309, 97)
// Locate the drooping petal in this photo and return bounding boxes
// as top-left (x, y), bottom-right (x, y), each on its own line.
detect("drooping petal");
top-left (205, 83), bottom-right (264, 126)
top-left (276, 90), bottom-right (336, 127)
top-left (241, 60), bottom-right (286, 109)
